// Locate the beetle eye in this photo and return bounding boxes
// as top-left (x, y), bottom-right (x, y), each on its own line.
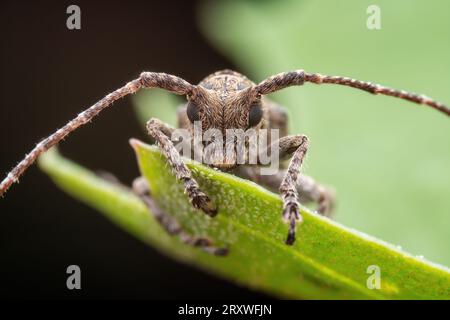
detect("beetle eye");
top-left (187, 102), bottom-right (200, 123)
top-left (248, 103), bottom-right (263, 127)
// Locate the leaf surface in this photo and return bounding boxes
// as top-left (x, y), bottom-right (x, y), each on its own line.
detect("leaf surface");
top-left (39, 145), bottom-right (450, 299)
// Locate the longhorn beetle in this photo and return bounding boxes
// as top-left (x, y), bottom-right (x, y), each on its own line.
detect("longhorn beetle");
top-left (1, 69), bottom-right (449, 249)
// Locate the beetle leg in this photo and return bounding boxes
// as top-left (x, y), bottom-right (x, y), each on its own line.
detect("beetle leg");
top-left (132, 177), bottom-right (228, 256)
top-left (234, 166), bottom-right (335, 217)
top-left (145, 117), bottom-right (217, 217)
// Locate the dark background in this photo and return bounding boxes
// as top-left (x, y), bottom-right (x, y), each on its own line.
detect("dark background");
top-left (0, 0), bottom-right (266, 299)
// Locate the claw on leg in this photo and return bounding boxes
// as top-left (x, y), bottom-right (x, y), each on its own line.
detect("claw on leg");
top-left (180, 234), bottom-right (228, 255)
top-left (146, 118), bottom-right (217, 218)
top-left (184, 178), bottom-right (217, 217)
top-left (192, 193), bottom-right (217, 217)
top-left (278, 134), bottom-right (309, 246)
top-left (132, 176), bottom-right (226, 255)
top-left (202, 246), bottom-right (229, 256)
top-left (282, 199), bottom-right (303, 245)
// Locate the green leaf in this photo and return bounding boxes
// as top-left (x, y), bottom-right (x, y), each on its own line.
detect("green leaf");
top-left (38, 144), bottom-right (450, 299)
top-left (198, 0), bottom-right (450, 267)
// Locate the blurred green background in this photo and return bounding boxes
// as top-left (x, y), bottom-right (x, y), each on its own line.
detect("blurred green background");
top-left (136, 0), bottom-right (450, 266)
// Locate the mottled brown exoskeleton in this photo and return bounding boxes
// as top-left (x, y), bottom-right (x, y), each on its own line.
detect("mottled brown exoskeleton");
top-left (1, 69), bottom-right (449, 251)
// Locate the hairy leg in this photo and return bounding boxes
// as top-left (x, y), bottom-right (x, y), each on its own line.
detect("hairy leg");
top-left (255, 134), bottom-right (310, 245)
top-left (145, 118), bottom-right (216, 217)
top-left (132, 177), bottom-right (227, 256)
top-left (279, 135), bottom-right (309, 245)
top-left (234, 166), bottom-right (335, 217)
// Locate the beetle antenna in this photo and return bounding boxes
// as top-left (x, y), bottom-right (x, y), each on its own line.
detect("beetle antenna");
top-left (0, 72), bottom-right (194, 197)
top-left (256, 70), bottom-right (450, 116)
